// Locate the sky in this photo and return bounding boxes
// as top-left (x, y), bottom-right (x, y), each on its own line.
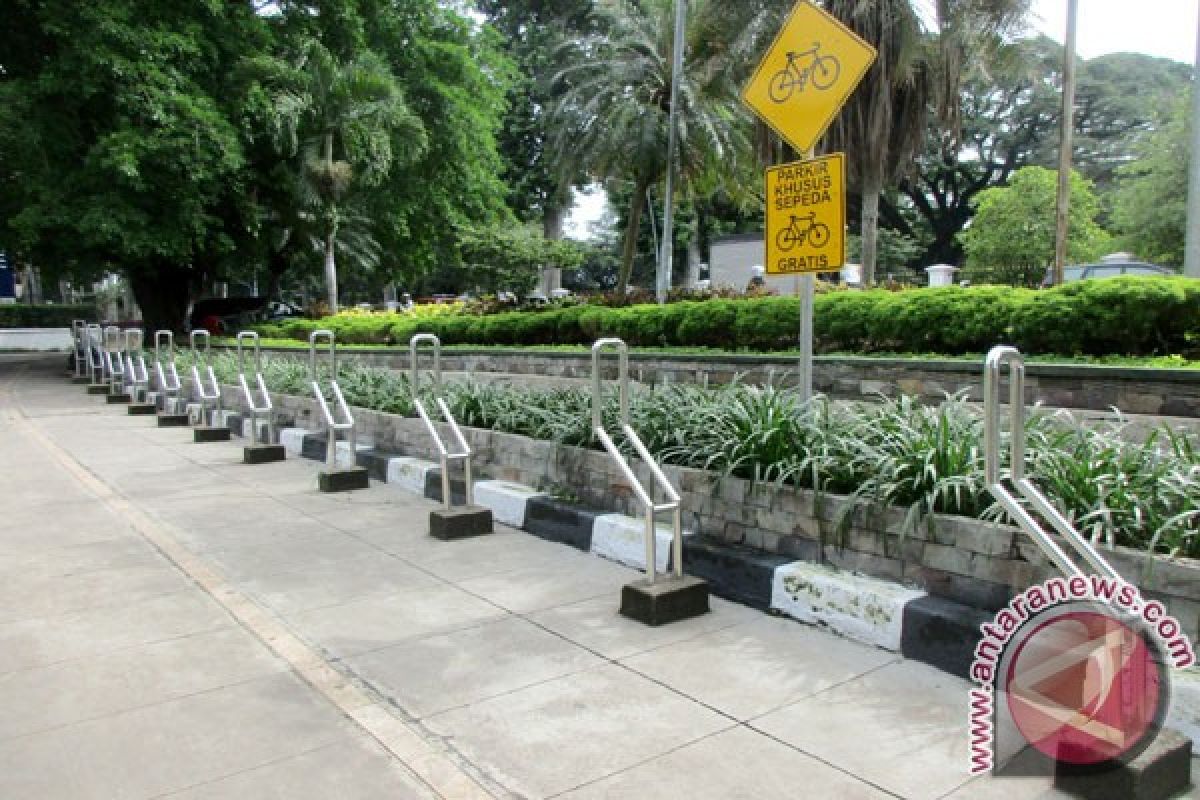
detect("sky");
top-left (563, 0), bottom-right (1199, 238)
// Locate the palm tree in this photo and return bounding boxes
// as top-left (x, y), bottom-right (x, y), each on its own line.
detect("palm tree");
top-left (254, 40), bottom-right (424, 312)
top-left (550, 0), bottom-right (752, 294)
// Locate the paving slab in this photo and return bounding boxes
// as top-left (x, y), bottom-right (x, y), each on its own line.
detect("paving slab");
top-left (557, 724), bottom-right (893, 799)
top-left (621, 615), bottom-right (899, 721)
top-left (237, 552), bottom-right (443, 616)
top-left (753, 659), bottom-right (972, 799)
top-left (424, 663), bottom-right (733, 798)
top-left (348, 615), bottom-right (604, 718)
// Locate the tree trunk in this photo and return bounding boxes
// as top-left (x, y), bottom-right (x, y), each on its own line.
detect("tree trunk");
top-left (324, 227), bottom-right (338, 313)
top-left (322, 132), bottom-right (339, 314)
top-left (617, 175), bottom-right (650, 295)
top-left (685, 204), bottom-right (702, 289)
top-left (265, 247), bottom-right (289, 301)
top-left (860, 166), bottom-right (883, 286)
top-left (127, 261), bottom-right (194, 334)
top-left (543, 202), bottom-right (564, 240)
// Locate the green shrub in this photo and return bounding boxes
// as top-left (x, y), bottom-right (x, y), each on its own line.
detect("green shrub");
top-left (0, 304), bottom-right (93, 329)
top-left (253, 277), bottom-right (1200, 357)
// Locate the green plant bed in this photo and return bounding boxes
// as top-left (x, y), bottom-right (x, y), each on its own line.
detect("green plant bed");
top-left (215, 337), bottom-right (1200, 370)
top-left (252, 277), bottom-right (1200, 358)
top-left (174, 348), bottom-right (1200, 558)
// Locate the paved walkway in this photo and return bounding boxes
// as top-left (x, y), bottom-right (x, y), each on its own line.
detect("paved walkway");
top-left (0, 354), bottom-right (1191, 799)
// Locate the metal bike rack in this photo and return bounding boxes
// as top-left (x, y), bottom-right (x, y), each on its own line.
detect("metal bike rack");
top-left (103, 326), bottom-right (126, 395)
top-left (592, 338), bottom-right (682, 584)
top-left (154, 330), bottom-right (182, 404)
top-left (85, 324), bottom-right (106, 387)
top-left (411, 333), bottom-right (475, 509)
top-left (237, 331), bottom-right (275, 445)
top-left (123, 329), bottom-right (150, 399)
top-left (71, 320), bottom-right (88, 379)
top-left (190, 329), bottom-right (222, 425)
top-left (984, 346), bottom-right (1118, 579)
top-left (309, 330), bottom-right (357, 469)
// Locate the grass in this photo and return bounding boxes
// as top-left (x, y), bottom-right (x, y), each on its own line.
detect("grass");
top-left (169, 349), bottom-right (1200, 559)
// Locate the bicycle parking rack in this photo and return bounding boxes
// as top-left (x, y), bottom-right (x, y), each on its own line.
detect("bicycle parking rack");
top-left (592, 338), bottom-right (707, 625)
top-left (237, 331), bottom-right (285, 464)
top-left (310, 330), bottom-right (368, 491)
top-left (189, 329), bottom-right (231, 442)
top-left (983, 346), bottom-right (1119, 580)
top-left (84, 324), bottom-right (109, 395)
top-left (122, 329), bottom-right (157, 416)
top-left (153, 330), bottom-right (190, 427)
top-left (411, 334), bottom-right (492, 539)
top-left (70, 320), bottom-right (91, 383)
top-left (102, 326), bottom-right (131, 404)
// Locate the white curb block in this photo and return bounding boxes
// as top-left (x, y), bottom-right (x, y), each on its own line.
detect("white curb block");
top-left (385, 457), bottom-right (436, 494)
top-left (332, 440), bottom-right (371, 468)
top-left (591, 513), bottom-right (691, 573)
top-left (771, 561), bottom-right (924, 652)
top-left (473, 481), bottom-right (547, 528)
top-left (280, 428), bottom-right (309, 457)
top-left (185, 402), bottom-right (203, 425)
top-left (1168, 668), bottom-right (1199, 754)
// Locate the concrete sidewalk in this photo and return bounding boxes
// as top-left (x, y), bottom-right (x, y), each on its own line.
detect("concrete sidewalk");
top-left (0, 354), bottom-right (1192, 799)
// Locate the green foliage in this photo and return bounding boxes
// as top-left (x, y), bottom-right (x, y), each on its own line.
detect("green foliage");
top-left (961, 166), bottom-right (1111, 284)
top-left (456, 225), bottom-right (585, 295)
top-left (1111, 99), bottom-right (1190, 266)
top-left (0, 305), bottom-right (93, 329)
top-left (255, 277), bottom-right (1200, 357)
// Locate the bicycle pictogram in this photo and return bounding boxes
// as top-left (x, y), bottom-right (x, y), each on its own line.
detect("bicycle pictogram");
top-left (768, 42), bottom-right (841, 103)
top-left (775, 212), bottom-right (830, 251)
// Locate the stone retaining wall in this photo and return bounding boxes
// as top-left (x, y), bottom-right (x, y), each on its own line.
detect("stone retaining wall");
top-left (228, 384), bottom-right (1200, 650)
top-left (249, 346), bottom-right (1200, 417)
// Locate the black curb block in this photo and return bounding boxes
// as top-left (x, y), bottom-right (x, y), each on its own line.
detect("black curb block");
top-left (682, 536), bottom-right (791, 612)
top-left (523, 497), bottom-right (597, 552)
top-left (355, 450), bottom-right (394, 482)
top-left (900, 594), bottom-right (990, 680)
top-left (424, 468), bottom-right (469, 506)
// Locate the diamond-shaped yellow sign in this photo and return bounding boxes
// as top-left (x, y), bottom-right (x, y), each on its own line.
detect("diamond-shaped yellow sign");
top-left (741, 1), bottom-right (877, 154)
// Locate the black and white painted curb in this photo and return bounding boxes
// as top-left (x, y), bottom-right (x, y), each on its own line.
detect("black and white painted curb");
top-left (178, 413), bottom-right (1200, 754)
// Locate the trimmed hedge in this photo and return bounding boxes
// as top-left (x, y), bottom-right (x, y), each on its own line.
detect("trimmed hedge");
top-left (256, 277), bottom-right (1200, 356)
top-left (0, 304), bottom-right (93, 329)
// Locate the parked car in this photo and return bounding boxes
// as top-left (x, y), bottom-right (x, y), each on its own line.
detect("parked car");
top-left (1041, 254), bottom-right (1175, 287)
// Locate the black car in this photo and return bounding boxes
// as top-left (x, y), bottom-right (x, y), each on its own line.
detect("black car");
top-left (1041, 257), bottom-right (1174, 287)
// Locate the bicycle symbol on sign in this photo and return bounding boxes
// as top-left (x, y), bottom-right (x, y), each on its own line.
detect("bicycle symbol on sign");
top-left (776, 213), bottom-right (830, 252)
top-left (768, 42), bottom-right (841, 103)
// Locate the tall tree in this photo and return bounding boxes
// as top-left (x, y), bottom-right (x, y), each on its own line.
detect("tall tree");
top-left (550, 0), bottom-right (752, 294)
top-left (253, 39), bottom-right (424, 313)
top-left (1111, 99), bottom-right (1190, 266)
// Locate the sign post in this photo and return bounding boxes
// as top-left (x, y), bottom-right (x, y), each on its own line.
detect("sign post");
top-left (740, 0), bottom-right (875, 400)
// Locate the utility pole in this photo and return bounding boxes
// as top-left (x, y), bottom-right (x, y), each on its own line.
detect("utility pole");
top-left (1185, 5), bottom-right (1200, 277)
top-left (1052, 0), bottom-right (1079, 286)
top-left (657, 0), bottom-right (687, 304)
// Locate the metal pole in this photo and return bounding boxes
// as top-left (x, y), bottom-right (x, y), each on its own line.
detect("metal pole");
top-left (1052, 0), bottom-right (1078, 287)
top-left (798, 274), bottom-right (814, 402)
top-left (1185, 5), bottom-right (1200, 277)
top-left (657, 0), bottom-right (687, 304)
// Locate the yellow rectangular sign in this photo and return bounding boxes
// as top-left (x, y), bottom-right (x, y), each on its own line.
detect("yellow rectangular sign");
top-left (765, 153), bottom-right (845, 275)
top-left (740, 1), bottom-right (877, 155)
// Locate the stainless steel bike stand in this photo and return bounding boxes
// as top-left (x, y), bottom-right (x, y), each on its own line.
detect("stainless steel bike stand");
top-left (123, 329), bottom-right (156, 415)
top-left (237, 331), bottom-right (285, 464)
top-left (84, 324), bottom-right (109, 395)
top-left (102, 326), bottom-right (131, 404)
top-left (310, 330), bottom-right (368, 491)
top-left (153, 330), bottom-right (190, 427)
top-left (592, 338), bottom-right (707, 625)
top-left (189, 329), bottom-right (230, 442)
top-left (410, 333), bottom-right (492, 539)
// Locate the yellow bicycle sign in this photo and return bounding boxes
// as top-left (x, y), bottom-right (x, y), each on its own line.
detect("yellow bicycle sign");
top-left (741, 1), bottom-right (876, 154)
top-left (764, 154), bottom-right (845, 275)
